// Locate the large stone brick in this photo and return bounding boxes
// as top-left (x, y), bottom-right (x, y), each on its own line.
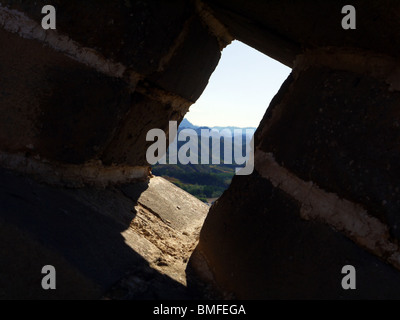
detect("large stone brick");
top-left (191, 172), bottom-right (400, 299)
top-left (149, 16), bottom-right (221, 102)
top-left (2, 0), bottom-right (193, 75)
top-left (204, 0), bottom-right (400, 66)
top-left (100, 90), bottom-right (185, 166)
top-left (190, 55), bottom-right (400, 299)
top-left (257, 67), bottom-right (400, 240)
top-left (0, 28), bottom-right (131, 164)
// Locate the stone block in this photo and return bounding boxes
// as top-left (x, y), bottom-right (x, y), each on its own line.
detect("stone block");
top-left (0, 29), bottom-right (132, 164)
top-left (2, 0), bottom-right (193, 75)
top-left (149, 16), bottom-right (221, 102)
top-left (100, 90), bottom-right (185, 166)
top-left (191, 172), bottom-right (400, 299)
top-left (257, 67), bottom-right (400, 240)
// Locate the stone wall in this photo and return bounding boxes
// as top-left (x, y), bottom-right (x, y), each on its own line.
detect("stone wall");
top-left (0, 0), bottom-right (225, 185)
top-left (0, 0), bottom-right (223, 299)
top-left (190, 3), bottom-right (400, 297)
top-left (191, 49), bottom-right (400, 298)
top-left (1, 0), bottom-right (400, 299)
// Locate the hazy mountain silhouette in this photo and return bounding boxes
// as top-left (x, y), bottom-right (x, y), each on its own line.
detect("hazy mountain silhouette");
top-left (179, 118), bottom-right (256, 137)
top-left (152, 118), bottom-right (255, 203)
top-left (179, 118), bottom-right (198, 130)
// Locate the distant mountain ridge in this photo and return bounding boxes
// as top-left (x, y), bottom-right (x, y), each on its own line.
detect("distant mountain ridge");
top-left (179, 118), bottom-right (198, 130)
top-left (179, 118), bottom-right (256, 132)
top-left (152, 118), bottom-right (255, 203)
top-left (169, 117), bottom-right (255, 164)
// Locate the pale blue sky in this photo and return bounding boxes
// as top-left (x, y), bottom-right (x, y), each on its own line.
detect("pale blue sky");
top-left (185, 40), bottom-right (291, 128)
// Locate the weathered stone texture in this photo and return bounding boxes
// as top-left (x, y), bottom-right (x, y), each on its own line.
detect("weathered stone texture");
top-left (0, 0), bottom-right (221, 169)
top-left (191, 173), bottom-right (400, 299)
top-left (192, 57), bottom-right (400, 298)
top-left (0, 168), bottom-right (207, 299)
top-left (2, 0), bottom-right (192, 74)
top-left (2, 0), bottom-right (400, 300)
top-left (257, 66), bottom-right (400, 239)
top-left (100, 91), bottom-right (184, 166)
top-left (148, 16), bottom-right (221, 101)
top-left (203, 0), bottom-right (400, 66)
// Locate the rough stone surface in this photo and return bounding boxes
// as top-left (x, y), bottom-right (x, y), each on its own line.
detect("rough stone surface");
top-left (100, 92), bottom-right (185, 167)
top-left (191, 173), bottom-right (400, 299)
top-left (0, 0), bottom-right (221, 169)
top-left (1, 0), bottom-right (193, 75)
top-left (122, 177), bottom-right (209, 235)
top-left (192, 24), bottom-right (400, 297)
top-left (0, 168), bottom-right (208, 299)
top-left (148, 16), bottom-right (221, 102)
top-left (203, 0), bottom-right (400, 67)
top-left (2, 0), bottom-right (400, 300)
top-left (0, 28), bottom-right (132, 164)
top-left (256, 67), bottom-right (400, 240)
